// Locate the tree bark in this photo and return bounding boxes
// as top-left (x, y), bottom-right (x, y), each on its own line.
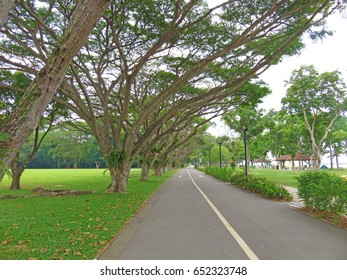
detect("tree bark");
top-left (10, 153), bottom-right (25, 190)
top-left (10, 166), bottom-right (24, 190)
top-left (106, 160), bottom-right (132, 193)
top-left (140, 160), bottom-right (150, 181)
top-left (0, 0), bottom-right (15, 26)
top-left (334, 146), bottom-right (340, 169)
top-left (313, 149), bottom-right (321, 170)
top-left (154, 160), bottom-right (164, 177)
top-left (0, 0), bottom-right (111, 173)
top-left (329, 145), bottom-right (334, 169)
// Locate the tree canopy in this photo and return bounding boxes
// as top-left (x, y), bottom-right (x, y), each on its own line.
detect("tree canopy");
top-left (282, 65), bottom-right (347, 169)
top-left (1, 0), bottom-right (345, 191)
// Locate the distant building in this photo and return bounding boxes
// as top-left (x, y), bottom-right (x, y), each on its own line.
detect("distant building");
top-left (253, 158), bottom-right (272, 168)
top-left (274, 153), bottom-right (315, 170)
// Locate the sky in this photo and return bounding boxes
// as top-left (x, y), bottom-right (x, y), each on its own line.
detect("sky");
top-left (259, 11), bottom-right (347, 111)
top-left (208, 9), bottom-right (347, 137)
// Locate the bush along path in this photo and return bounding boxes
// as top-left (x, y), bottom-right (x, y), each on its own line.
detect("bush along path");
top-left (201, 167), bottom-right (347, 230)
top-left (203, 167), bottom-right (293, 201)
top-left (296, 171), bottom-right (347, 229)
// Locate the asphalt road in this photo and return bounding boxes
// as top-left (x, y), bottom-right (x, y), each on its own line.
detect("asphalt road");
top-left (98, 168), bottom-right (347, 260)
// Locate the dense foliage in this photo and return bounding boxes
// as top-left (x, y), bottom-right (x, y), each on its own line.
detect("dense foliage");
top-left (204, 167), bottom-right (293, 200)
top-left (297, 171), bottom-right (347, 214)
top-left (2, 0), bottom-right (344, 192)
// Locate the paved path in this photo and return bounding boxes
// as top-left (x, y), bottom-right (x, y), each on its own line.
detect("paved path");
top-left (98, 168), bottom-right (347, 260)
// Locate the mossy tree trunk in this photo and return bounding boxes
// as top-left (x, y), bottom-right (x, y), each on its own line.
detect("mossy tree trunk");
top-left (106, 160), bottom-right (132, 193)
top-left (140, 159), bottom-right (150, 182)
top-left (10, 153), bottom-right (25, 190)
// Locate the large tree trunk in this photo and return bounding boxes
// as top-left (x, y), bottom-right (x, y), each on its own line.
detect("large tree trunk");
top-left (0, 0), bottom-right (15, 26)
top-left (313, 149), bottom-right (321, 170)
top-left (154, 160), bottom-right (164, 177)
top-left (140, 160), bottom-right (150, 182)
top-left (106, 160), bottom-right (132, 193)
top-left (10, 166), bottom-right (24, 190)
top-left (0, 0), bottom-right (111, 174)
top-left (9, 153), bottom-right (25, 190)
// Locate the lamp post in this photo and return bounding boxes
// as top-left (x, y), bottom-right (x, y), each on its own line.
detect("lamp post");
top-left (242, 127), bottom-right (248, 177)
top-left (208, 148), bottom-right (211, 167)
top-left (217, 139), bottom-right (222, 169)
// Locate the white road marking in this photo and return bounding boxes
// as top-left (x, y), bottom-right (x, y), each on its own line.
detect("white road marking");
top-left (187, 169), bottom-right (259, 260)
top-left (199, 175), bottom-right (203, 178)
top-left (179, 176), bottom-right (182, 179)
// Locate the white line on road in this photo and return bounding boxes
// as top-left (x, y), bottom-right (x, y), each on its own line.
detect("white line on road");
top-left (187, 169), bottom-right (259, 260)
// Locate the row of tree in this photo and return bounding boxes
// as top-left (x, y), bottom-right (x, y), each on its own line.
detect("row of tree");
top-left (196, 65), bottom-right (347, 171)
top-left (1, 1), bottom-right (345, 192)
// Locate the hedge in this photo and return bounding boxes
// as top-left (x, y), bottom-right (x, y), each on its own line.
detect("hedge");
top-left (204, 167), bottom-right (293, 201)
top-left (297, 171), bottom-right (347, 214)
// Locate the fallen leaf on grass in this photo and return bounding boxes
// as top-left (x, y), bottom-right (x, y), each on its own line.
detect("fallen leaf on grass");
top-left (2, 237), bottom-right (14, 245)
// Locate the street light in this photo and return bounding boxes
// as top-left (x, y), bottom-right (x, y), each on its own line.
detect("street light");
top-left (217, 139), bottom-right (222, 169)
top-left (208, 148), bottom-right (211, 167)
top-left (242, 127), bottom-right (248, 177)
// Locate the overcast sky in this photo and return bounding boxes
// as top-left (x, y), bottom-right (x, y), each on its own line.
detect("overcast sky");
top-left (259, 11), bottom-right (347, 111)
top-left (209, 9), bottom-right (347, 137)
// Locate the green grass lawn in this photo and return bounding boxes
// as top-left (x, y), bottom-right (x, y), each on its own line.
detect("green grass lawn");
top-left (250, 168), bottom-right (347, 188)
top-left (0, 168), bottom-right (177, 260)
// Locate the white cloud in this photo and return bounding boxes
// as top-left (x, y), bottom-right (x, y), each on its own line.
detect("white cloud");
top-left (260, 13), bottom-right (347, 111)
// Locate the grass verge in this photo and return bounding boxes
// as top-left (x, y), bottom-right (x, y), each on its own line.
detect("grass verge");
top-left (0, 168), bottom-right (177, 260)
top-left (250, 168), bottom-right (347, 188)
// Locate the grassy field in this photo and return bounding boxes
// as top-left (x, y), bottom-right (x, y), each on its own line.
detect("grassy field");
top-left (0, 168), bottom-right (177, 260)
top-left (250, 168), bottom-right (347, 188)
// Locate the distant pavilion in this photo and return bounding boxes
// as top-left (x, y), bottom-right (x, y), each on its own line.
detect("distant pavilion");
top-left (275, 153), bottom-right (314, 170)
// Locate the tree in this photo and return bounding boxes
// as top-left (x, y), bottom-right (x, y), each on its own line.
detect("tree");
top-left (282, 65), bottom-right (347, 169)
top-left (324, 117), bottom-right (347, 169)
top-left (2, 0), bottom-right (344, 192)
top-left (137, 112), bottom-right (213, 180)
top-left (0, 0), bottom-right (112, 173)
top-left (0, 70), bottom-right (67, 188)
top-left (10, 121), bottom-right (53, 189)
top-left (222, 88), bottom-right (272, 173)
top-left (0, 0), bottom-right (15, 26)
top-left (66, 0), bottom-right (342, 192)
top-left (47, 125), bottom-right (93, 169)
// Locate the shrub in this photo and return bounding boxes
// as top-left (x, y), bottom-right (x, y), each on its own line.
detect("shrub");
top-left (204, 167), bottom-right (292, 201)
top-left (230, 173), bottom-right (293, 200)
top-left (204, 167), bottom-right (234, 182)
top-left (297, 171), bottom-right (347, 214)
